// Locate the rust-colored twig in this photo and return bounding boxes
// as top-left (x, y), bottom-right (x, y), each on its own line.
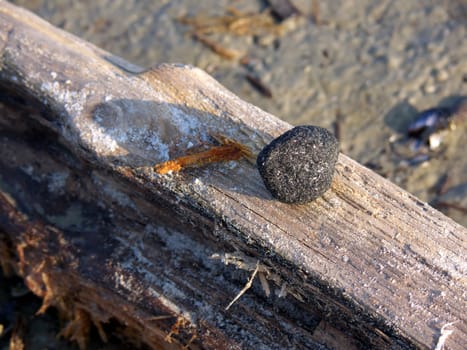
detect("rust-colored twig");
top-left (154, 135), bottom-right (253, 175)
top-left (192, 32), bottom-right (243, 60)
top-left (178, 9), bottom-right (288, 37)
top-left (178, 7), bottom-right (297, 61)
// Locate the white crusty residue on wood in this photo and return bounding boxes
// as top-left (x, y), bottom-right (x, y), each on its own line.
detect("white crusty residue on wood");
top-left (434, 321), bottom-right (458, 350)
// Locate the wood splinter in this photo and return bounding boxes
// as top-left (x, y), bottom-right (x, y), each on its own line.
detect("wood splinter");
top-left (225, 262), bottom-right (260, 311)
top-left (154, 134), bottom-right (253, 175)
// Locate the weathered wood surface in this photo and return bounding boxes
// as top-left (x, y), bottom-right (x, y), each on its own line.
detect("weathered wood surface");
top-left (0, 1), bottom-right (465, 349)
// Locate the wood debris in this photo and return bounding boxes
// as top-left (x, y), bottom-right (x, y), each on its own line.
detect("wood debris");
top-left (177, 7), bottom-right (296, 60)
top-left (245, 73), bottom-right (273, 98)
top-left (178, 8), bottom-right (289, 37)
top-left (192, 32), bottom-right (242, 60)
top-left (154, 134), bottom-right (253, 175)
top-left (225, 262), bottom-right (260, 310)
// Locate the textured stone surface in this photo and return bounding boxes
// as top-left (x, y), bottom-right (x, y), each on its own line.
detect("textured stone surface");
top-left (257, 126), bottom-right (339, 203)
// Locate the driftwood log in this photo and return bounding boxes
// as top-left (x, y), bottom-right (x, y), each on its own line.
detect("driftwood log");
top-left (0, 1), bottom-right (466, 349)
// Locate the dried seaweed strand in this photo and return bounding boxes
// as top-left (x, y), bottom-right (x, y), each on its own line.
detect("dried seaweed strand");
top-left (192, 32), bottom-right (242, 60)
top-left (154, 134), bottom-right (253, 175)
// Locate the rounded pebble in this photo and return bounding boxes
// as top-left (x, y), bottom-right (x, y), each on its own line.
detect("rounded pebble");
top-left (257, 125), bottom-right (339, 203)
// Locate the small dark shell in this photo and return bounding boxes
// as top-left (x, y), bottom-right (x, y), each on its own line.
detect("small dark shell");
top-left (407, 107), bottom-right (452, 137)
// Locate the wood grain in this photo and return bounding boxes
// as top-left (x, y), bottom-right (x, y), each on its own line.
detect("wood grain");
top-left (0, 1), bottom-right (465, 349)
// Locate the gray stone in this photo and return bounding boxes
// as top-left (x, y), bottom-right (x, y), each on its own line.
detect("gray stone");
top-left (257, 126), bottom-right (339, 203)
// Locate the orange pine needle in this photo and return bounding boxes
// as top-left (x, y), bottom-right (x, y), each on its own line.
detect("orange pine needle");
top-left (154, 134), bottom-right (253, 175)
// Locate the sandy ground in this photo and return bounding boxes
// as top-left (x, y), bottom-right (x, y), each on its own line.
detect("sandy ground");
top-left (1, 0), bottom-right (466, 349)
